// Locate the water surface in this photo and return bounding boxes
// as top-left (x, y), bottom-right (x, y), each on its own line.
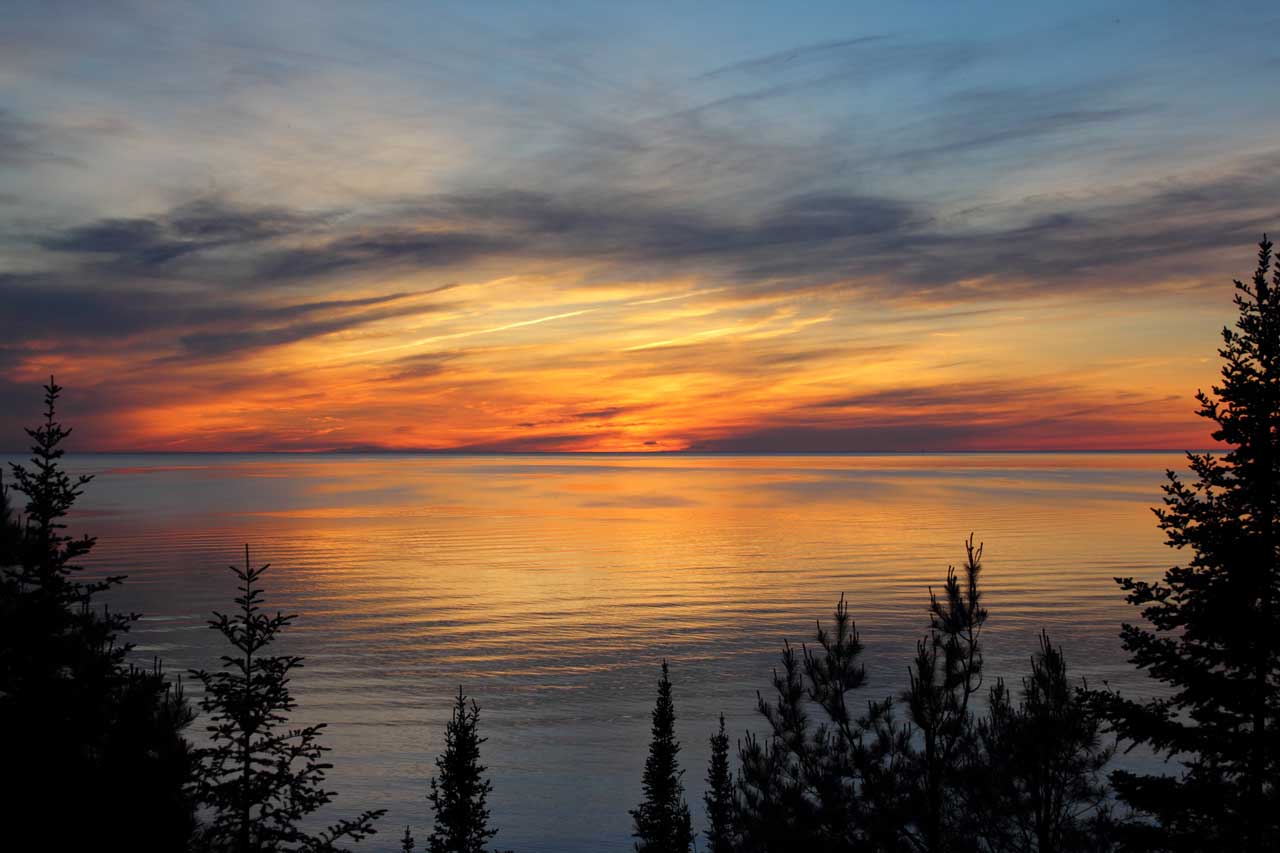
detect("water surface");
top-left (31, 452), bottom-right (1182, 851)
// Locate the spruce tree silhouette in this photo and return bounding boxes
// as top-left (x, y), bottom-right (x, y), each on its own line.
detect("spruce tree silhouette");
top-left (1088, 235), bottom-right (1280, 851)
top-left (703, 714), bottom-right (736, 853)
top-left (0, 379), bottom-right (196, 849)
top-left (190, 546), bottom-right (384, 852)
top-left (632, 660), bottom-right (694, 853)
top-left (971, 632), bottom-right (1114, 852)
top-left (401, 825), bottom-right (416, 852)
top-left (425, 686), bottom-right (499, 853)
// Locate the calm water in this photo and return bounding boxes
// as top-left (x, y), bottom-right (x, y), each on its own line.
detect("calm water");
top-left (29, 452), bottom-right (1183, 851)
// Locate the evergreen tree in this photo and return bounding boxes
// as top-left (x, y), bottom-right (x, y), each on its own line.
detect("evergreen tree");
top-left (191, 547), bottom-right (384, 852)
top-left (401, 825), bottom-right (416, 852)
top-left (735, 726), bottom-right (819, 852)
top-left (0, 470), bottom-right (21, 565)
top-left (632, 660), bottom-right (694, 853)
top-left (1089, 235), bottom-right (1280, 851)
top-left (704, 714), bottom-right (736, 853)
top-left (736, 543), bottom-right (993, 853)
top-left (735, 601), bottom-right (855, 852)
top-left (0, 379), bottom-right (196, 849)
top-left (901, 534), bottom-right (988, 853)
top-left (425, 687), bottom-right (499, 853)
top-left (971, 633), bottom-right (1114, 852)
top-left (737, 595), bottom-right (887, 852)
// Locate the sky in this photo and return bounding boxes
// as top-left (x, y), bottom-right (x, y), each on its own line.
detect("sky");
top-left (2, 1), bottom-right (1278, 452)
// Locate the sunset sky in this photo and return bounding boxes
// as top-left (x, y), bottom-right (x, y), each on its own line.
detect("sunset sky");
top-left (3, 1), bottom-right (1279, 452)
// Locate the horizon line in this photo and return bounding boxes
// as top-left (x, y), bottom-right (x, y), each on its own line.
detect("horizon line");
top-left (0, 448), bottom-right (1216, 456)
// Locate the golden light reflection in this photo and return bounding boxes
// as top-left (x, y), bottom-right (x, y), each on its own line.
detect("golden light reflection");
top-left (108, 453), bottom-right (1170, 677)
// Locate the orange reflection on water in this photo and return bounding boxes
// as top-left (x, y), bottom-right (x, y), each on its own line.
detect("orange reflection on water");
top-left (72, 452), bottom-right (1178, 851)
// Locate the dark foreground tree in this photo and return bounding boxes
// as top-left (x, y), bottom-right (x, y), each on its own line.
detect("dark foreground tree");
top-left (0, 379), bottom-right (195, 849)
top-left (632, 660), bottom-right (694, 853)
top-left (735, 540), bottom-right (997, 853)
top-left (0, 470), bottom-right (20, 563)
top-left (191, 547), bottom-right (384, 852)
top-left (737, 593), bottom-right (896, 852)
top-left (902, 535), bottom-right (988, 853)
top-left (425, 687), bottom-right (499, 853)
top-left (704, 713), bottom-right (736, 853)
top-left (973, 632), bottom-right (1114, 852)
top-left (1088, 236), bottom-right (1280, 851)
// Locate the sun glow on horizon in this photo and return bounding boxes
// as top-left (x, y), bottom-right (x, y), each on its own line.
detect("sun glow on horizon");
top-left (2, 2), bottom-right (1273, 452)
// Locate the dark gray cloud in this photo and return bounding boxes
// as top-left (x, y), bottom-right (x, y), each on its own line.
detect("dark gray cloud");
top-left (164, 199), bottom-right (310, 243)
top-left (453, 432), bottom-right (616, 452)
top-left (757, 194), bottom-right (917, 241)
top-left (253, 230), bottom-right (511, 283)
top-left (40, 188), bottom-right (910, 292)
top-left (0, 272), bottom-right (177, 342)
top-left (29, 198), bottom-right (492, 289)
top-left (23, 147), bottom-right (1280, 319)
top-left (689, 422), bottom-right (989, 453)
top-left (40, 198), bottom-right (315, 267)
top-left (573, 407), bottom-right (624, 420)
top-left (0, 270), bottom-right (451, 364)
top-left (691, 378), bottom-right (1186, 452)
top-left (174, 296), bottom-right (447, 359)
top-left (428, 154), bottom-right (1277, 298)
top-left (426, 188), bottom-right (919, 268)
top-left (812, 382), bottom-right (1076, 410)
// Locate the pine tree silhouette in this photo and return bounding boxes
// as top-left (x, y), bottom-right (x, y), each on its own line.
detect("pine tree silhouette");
top-left (401, 825), bottom-right (416, 852)
top-left (703, 713), bottom-right (736, 853)
top-left (425, 687), bottom-right (499, 853)
top-left (0, 379), bottom-right (196, 849)
top-left (1089, 235), bottom-right (1280, 851)
top-left (190, 546), bottom-right (384, 852)
top-left (972, 632), bottom-right (1114, 852)
top-left (736, 542), bottom-right (997, 852)
top-left (737, 593), bottom-right (913, 852)
top-left (632, 660), bottom-right (694, 853)
top-left (902, 535), bottom-right (988, 853)
top-left (0, 470), bottom-right (20, 565)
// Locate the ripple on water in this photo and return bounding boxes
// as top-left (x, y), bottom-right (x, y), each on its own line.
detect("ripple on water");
top-left (19, 451), bottom-right (1182, 853)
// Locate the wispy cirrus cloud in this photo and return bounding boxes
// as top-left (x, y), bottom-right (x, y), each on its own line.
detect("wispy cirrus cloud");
top-left (31, 145), bottom-right (1280, 305)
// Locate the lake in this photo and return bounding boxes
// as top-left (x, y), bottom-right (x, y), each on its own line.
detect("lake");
top-left (26, 452), bottom-right (1183, 851)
